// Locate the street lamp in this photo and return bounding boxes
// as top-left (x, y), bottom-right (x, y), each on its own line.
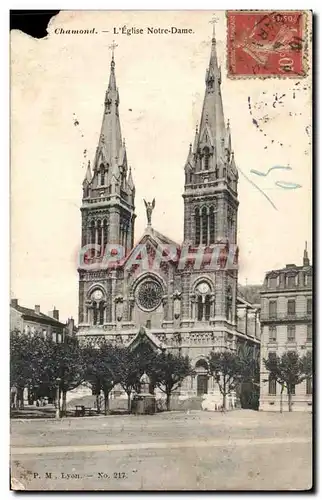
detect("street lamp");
top-left (55, 378), bottom-right (61, 419)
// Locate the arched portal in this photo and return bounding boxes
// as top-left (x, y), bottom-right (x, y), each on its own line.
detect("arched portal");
top-left (195, 359), bottom-right (209, 396)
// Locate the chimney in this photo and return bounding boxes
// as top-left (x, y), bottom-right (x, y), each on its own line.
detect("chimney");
top-left (303, 241), bottom-right (310, 267)
top-left (67, 317), bottom-right (75, 335)
top-left (35, 305), bottom-right (40, 314)
top-left (11, 299), bottom-right (18, 308)
top-left (52, 307), bottom-right (59, 321)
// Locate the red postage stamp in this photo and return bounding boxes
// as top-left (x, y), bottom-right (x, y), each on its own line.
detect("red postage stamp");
top-left (227, 11), bottom-right (308, 78)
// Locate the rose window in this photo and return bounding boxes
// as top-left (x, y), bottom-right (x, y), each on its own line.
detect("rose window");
top-left (136, 279), bottom-right (163, 311)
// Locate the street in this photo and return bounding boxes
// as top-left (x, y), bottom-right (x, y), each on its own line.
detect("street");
top-left (10, 410), bottom-right (312, 491)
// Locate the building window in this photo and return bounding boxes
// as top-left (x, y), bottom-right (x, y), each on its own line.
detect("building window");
top-left (287, 325), bottom-right (296, 342)
top-left (307, 298), bottom-right (312, 315)
top-left (306, 377), bottom-right (312, 395)
top-left (287, 275), bottom-right (296, 287)
top-left (93, 301), bottom-right (98, 325)
top-left (269, 300), bottom-right (277, 318)
top-left (268, 375), bottom-right (276, 395)
top-left (195, 208), bottom-right (200, 246)
top-left (209, 207), bottom-right (215, 244)
top-left (57, 333), bottom-right (62, 343)
top-left (205, 296), bottom-right (211, 321)
top-left (201, 207), bottom-right (208, 245)
top-left (203, 147), bottom-right (210, 170)
top-left (287, 299), bottom-right (296, 315)
top-left (268, 326), bottom-right (277, 342)
top-left (99, 301), bottom-right (105, 325)
top-left (42, 329), bottom-right (47, 339)
top-left (307, 324), bottom-right (312, 342)
top-left (100, 164), bottom-right (105, 185)
top-left (197, 296), bottom-right (203, 321)
top-left (103, 219), bottom-right (108, 252)
top-left (269, 277), bottom-right (277, 288)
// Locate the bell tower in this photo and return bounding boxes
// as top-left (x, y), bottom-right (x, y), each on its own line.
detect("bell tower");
top-left (81, 46), bottom-right (136, 258)
top-left (181, 21), bottom-right (239, 326)
top-left (78, 46), bottom-right (136, 328)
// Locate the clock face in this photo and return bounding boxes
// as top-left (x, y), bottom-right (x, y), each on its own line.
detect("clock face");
top-left (197, 282), bottom-right (211, 294)
top-left (92, 289), bottom-right (103, 301)
top-left (136, 279), bottom-right (163, 311)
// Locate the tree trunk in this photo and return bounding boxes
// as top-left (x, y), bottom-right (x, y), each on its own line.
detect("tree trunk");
top-left (18, 387), bottom-right (24, 409)
top-left (288, 390), bottom-right (293, 412)
top-left (222, 393), bottom-right (226, 411)
top-left (166, 393), bottom-right (171, 411)
top-left (127, 392), bottom-right (131, 412)
top-left (96, 394), bottom-right (101, 414)
top-left (104, 391), bottom-right (110, 415)
top-left (62, 390), bottom-right (67, 416)
top-left (280, 385), bottom-right (284, 413)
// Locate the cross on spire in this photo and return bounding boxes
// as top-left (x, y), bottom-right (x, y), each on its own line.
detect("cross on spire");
top-left (108, 40), bottom-right (118, 60)
top-left (209, 14), bottom-right (219, 41)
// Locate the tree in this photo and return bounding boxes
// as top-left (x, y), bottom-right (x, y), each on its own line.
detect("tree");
top-left (237, 342), bottom-right (260, 410)
top-left (49, 337), bottom-right (86, 416)
top-left (264, 351), bottom-right (312, 412)
top-left (153, 352), bottom-right (193, 411)
top-left (10, 330), bottom-right (56, 408)
top-left (111, 347), bottom-right (142, 412)
top-left (208, 351), bottom-right (243, 410)
top-left (84, 342), bottom-right (119, 415)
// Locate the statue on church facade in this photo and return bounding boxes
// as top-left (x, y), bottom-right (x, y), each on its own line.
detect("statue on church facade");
top-left (143, 198), bottom-right (155, 226)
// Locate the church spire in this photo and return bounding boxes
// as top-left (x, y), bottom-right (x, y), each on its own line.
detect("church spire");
top-left (197, 19), bottom-right (225, 162)
top-left (94, 42), bottom-right (123, 184)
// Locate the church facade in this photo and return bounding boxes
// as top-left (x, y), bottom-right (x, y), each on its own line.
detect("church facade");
top-left (77, 27), bottom-right (260, 397)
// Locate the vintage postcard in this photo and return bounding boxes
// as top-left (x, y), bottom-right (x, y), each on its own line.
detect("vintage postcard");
top-left (10, 10), bottom-right (313, 491)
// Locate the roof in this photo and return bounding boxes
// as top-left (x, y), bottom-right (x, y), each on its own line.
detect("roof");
top-left (11, 304), bottom-right (65, 327)
top-left (126, 327), bottom-right (165, 351)
top-left (238, 284), bottom-right (262, 305)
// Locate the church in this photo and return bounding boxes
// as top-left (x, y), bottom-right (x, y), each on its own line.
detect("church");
top-left (77, 26), bottom-right (260, 398)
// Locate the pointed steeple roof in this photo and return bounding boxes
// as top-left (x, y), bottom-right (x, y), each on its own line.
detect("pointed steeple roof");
top-left (94, 53), bottom-right (123, 179)
top-left (127, 166), bottom-right (135, 191)
top-left (197, 21), bottom-right (225, 158)
top-left (185, 143), bottom-right (193, 171)
top-left (83, 160), bottom-right (92, 184)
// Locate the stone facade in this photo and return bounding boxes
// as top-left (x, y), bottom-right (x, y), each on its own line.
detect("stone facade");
top-left (77, 26), bottom-right (260, 398)
top-left (259, 246), bottom-right (312, 411)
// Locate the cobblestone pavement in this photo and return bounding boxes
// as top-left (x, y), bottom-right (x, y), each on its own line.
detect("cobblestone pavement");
top-left (10, 410), bottom-right (312, 491)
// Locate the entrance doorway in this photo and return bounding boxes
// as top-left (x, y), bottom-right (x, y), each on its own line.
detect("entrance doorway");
top-left (197, 374), bottom-right (208, 396)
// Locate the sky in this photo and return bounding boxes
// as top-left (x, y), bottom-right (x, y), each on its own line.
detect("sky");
top-left (10, 10), bottom-right (312, 323)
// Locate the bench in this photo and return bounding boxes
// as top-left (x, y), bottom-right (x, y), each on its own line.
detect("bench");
top-left (74, 405), bottom-right (97, 417)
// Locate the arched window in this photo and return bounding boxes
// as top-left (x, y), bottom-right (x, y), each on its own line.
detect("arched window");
top-left (195, 208), bottom-right (200, 246)
top-left (100, 164), bottom-right (105, 186)
top-left (99, 301), bottom-right (105, 325)
top-left (93, 301), bottom-right (98, 325)
top-left (195, 282), bottom-right (212, 322)
top-left (202, 207), bottom-right (208, 245)
top-left (97, 220), bottom-right (102, 250)
top-left (209, 206), bottom-right (215, 244)
top-left (197, 296), bottom-right (203, 321)
top-left (205, 295), bottom-right (211, 321)
top-left (90, 220), bottom-right (96, 257)
top-left (203, 147), bottom-right (210, 170)
top-left (103, 219), bottom-right (108, 252)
